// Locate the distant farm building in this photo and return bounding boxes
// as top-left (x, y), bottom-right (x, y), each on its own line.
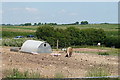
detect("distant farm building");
top-left (20, 40), bottom-right (52, 54)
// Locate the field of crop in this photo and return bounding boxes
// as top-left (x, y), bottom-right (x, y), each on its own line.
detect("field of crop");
top-left (1, 24), bottom-right (119, 38)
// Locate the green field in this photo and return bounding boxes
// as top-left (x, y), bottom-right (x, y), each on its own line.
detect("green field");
top-left (1, 24), bottom-right (119, 38)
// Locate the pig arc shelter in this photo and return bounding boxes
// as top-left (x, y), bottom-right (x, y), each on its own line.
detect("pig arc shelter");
top-left (20, 40), bottom-right (52, 53)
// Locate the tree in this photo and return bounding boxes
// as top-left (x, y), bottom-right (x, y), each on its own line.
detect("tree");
top-left (80, 28), bottom-right (106, 45)
top-left (81, 21), bottom-right (88, 25)
top-left (75, 21), bottom-right (79, 25)
top-left (38, 22), bottom-right (41, 25)
top-left (36, 25), bottom-right (55, 39)
top-left (24, 23), bottom-right (32, 26)
top-left (34, 23), bottom-right (37, 26)
top-left (36, 25), bottom-right (56, 48)
top-left (66, 27), bottom-right (80, 45)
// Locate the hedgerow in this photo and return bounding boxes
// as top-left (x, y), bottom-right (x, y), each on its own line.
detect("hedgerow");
top-left (36, 25), bottom-right (106, 48)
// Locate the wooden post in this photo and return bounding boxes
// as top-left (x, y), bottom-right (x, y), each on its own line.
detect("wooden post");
top-left (57, 40), bottom-right (59, 50)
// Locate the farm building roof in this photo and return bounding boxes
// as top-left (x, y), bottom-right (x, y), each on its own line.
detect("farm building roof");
top-left (20, 40), bottom-right (52, 54)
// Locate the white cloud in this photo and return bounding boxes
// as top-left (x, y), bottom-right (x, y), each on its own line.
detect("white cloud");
top-left (25, 7), bottom-right (39, 12)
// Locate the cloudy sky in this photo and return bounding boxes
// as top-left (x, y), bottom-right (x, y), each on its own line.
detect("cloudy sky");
top-left (1, 2), bottom-right (118, 24)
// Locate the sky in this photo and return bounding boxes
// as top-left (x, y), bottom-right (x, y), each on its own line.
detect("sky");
top-left (1, 2), bottom-right (118, 24)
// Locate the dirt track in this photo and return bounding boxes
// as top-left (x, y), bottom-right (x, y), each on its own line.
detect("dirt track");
top-left (2, 47), bottom-right (118, 78)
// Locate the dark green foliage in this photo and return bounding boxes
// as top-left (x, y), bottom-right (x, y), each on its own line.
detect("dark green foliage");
top-left (75, 21), bottom-right (79, 25)
top-left (36, 25), bottom-right (56, 48)
top-left (2, 31), bottom-right (35, 38)
top-left (36, 25), bottom-right (55, 39)
top-left (36, 26), bottom-right (106, 48)
top-left (98, 52), bottom-right (109, 55)
top-left (81, 21), bottom-right (89, 25)
top-left (24, 23), bottom-right (32, 26)
top-left (80, 28), bottom-right (106, 45)
top-left (105, 36), bottom-right (120, 48)
top-left (54, 28), bottom-right (71, 47)
top-left (38, 22), bottom-right (42, 25)
top-left (36, 25), bottom-right (71, 48)
top-left (34, 23), bottom-right (37, 26)
top-left (65, 27), bottom-right (80, 46)
top-left (46, 23), bottom-right (57, 25)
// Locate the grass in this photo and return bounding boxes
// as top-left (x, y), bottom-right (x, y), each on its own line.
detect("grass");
top-left (2, 26), bottom-right (37, 30)
top-left (4, 68), bottom-right (65, 79)
top-left (55, 24), bottom-right (118, 31)
top-left (54, 73), bottom-right (65, 78)
top-left (74, 46), bottom-right (119, 56)
top-left (4, 68), bottom-right (41, 78)
top-left (85, 67), bottom-right (120, 80)
top-left (86, 67), bottom-right (109, 77)
top-left (97, 52), bottom-right (109, 55)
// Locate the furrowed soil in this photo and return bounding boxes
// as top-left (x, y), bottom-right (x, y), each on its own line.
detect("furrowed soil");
top-left (1, 47), bottom-right (118, 78)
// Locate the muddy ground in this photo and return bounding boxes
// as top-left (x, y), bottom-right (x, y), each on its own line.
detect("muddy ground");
top-left (1, 47), bottom-right (118, 78)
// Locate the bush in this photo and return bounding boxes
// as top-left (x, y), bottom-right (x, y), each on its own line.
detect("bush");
top-left (36, 25), bottom-right (71, 48)
top-left (36, 25), bottom-right (55, 40)
top-left (79, 28), bottom-right (106, 45)
top-left (105, 36), bottom-right (120, 48)
top-left (2, 31), bottom-right (35, 38)
top-left (81, 21), bottom-right (88, 25)
top-left (36, 26), bottom-right (107, 48)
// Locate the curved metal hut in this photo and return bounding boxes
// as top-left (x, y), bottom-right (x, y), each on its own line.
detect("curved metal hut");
top-left (20, 40), bottom-right (52, 54)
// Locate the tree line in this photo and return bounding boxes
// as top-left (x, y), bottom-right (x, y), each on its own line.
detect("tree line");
top-left (36, 25), bottom-right (107, 48)
top-left (1, 21), bottom-right (88, 26)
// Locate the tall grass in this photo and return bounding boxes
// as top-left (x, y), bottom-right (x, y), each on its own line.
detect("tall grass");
top-left (4, 68), bottom-right (41, 79)
top-left (86, 67), bottom-right (109, 77)
top-left (54, 73), bottom-right (65, 78)
top-left (4, 68), bottom-right (65, 79)
top-left (2, 38), bottom-right (40, 47)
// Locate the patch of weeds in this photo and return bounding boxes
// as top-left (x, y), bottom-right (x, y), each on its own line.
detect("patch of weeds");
top-left (54, 73), bottom-right (64, 78)
top-left (86, 67), bottom-right (109, 77)
top-left (98, 52), bottom-right (109, 55)
top-left (4, 68), bottom-right (41, 78)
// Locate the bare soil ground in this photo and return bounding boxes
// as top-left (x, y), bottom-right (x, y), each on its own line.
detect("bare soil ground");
top-left (1, 47), bottom-right (118, 78)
